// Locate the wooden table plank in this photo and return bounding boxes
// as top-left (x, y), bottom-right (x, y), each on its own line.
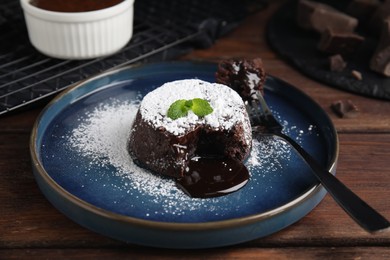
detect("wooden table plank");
top-left (2, 247), bottom-right (390, 260)
top-left (1, 133), bottom-right (389, 248)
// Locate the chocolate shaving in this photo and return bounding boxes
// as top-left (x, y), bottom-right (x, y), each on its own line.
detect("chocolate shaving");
top-left (351, 70), bottom-right (363, 80)
top-left (331, 100), bottom-right (359, 118)
top-left (329, 54), bottom-right (347, 72)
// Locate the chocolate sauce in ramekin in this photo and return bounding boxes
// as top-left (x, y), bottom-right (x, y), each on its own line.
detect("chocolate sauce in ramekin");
top-left (30, 0), bottom-right (124, 12)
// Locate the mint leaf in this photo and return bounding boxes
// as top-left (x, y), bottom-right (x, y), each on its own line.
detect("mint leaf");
top-left (191, 98), bottom-right (213, 117)
top-left (167, 99), bottom-right (190, 120)
top-left (167, 98), bottom-right (213, 120)
top-left (185, 99), bottom-right (193, 108)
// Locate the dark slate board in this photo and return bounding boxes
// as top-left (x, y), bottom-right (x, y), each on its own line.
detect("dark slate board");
top-left (266, 0), bottom-right (390, 100)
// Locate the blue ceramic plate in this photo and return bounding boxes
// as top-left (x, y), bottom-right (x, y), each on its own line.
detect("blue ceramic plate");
top-left (30, 61), bottom-right (338, 248)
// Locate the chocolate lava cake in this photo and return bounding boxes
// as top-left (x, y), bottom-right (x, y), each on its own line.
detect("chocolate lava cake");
top-left (128, 79), bottom-right (252, 179)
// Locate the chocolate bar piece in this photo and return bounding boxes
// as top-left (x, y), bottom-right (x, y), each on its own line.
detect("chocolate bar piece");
top-left (367, 0), bottom-right (390, 36)
top-left (331, 100), bottom-right (359, 118)
top-left (346, 0), bottom-right (380, 23)
top-left (370, 18), bottom-right (390, 76)
top-left (297, 0), bottom-right (358, 33)
top-left (329, 54), bottom-right (347, 72)
top-left (318, 28), bottom-right (365, 55)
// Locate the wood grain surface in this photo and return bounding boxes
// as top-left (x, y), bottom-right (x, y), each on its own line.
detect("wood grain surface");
top-left (1, 1), bottom-right (389, 259)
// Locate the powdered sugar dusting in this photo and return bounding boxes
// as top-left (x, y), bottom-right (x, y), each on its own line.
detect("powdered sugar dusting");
top-left (246, 72), bottom-right (260, 90)
top-left (140, 79), bottom-right (251, 146)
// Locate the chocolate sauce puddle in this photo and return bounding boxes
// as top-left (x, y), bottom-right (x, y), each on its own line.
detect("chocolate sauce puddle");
top-left (176, 157), bottom-right (249, 198)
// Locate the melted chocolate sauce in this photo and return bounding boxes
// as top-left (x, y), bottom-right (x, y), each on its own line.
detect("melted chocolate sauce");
top-left (30, 0), bottom-right (124, 12)
top-left (176, 157), bottom-right (249, 198)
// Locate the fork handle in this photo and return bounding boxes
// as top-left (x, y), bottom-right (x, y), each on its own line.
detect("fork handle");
top-left (278, 133), bottom-right (390, 233)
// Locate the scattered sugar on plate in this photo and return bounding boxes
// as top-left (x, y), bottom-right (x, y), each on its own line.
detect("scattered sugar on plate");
top-left (68, 99), bottom-right (179, 199)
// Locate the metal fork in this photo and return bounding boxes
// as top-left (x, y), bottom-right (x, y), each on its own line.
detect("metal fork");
top-left (247, 90), bottom-right (390, 233)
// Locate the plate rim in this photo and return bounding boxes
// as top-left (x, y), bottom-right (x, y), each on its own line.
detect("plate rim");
top-left (30, 61), bottom-right (339, 232)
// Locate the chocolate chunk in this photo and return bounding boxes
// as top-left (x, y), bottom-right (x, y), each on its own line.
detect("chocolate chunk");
top-left (297, 0), bottom-right (335, 30)
top-left (329, 54), bottom-right (347, 72)
top-left (318, 28), bottom-right (365, 55)
top-left (367, 0), bottom-right (390, 36)
top-left (297, 0), bottom-right (358, 33)
top-left (346, 0), bottom-right (381, 24)
top-left (331, 100), bottom-right (359, 118)
top-left (370, 18), bottom-right (390, 77)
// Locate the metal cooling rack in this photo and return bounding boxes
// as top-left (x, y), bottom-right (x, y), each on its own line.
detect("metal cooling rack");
top-left (0, 0), bottom-right (267, 116)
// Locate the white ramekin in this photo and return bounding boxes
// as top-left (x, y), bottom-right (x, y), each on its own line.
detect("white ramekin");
top-left (20, 0), bottom-right (134, 60)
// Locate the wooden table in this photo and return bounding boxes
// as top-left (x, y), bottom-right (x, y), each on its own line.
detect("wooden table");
top-left (1, 1), bottom-right (390, 259)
